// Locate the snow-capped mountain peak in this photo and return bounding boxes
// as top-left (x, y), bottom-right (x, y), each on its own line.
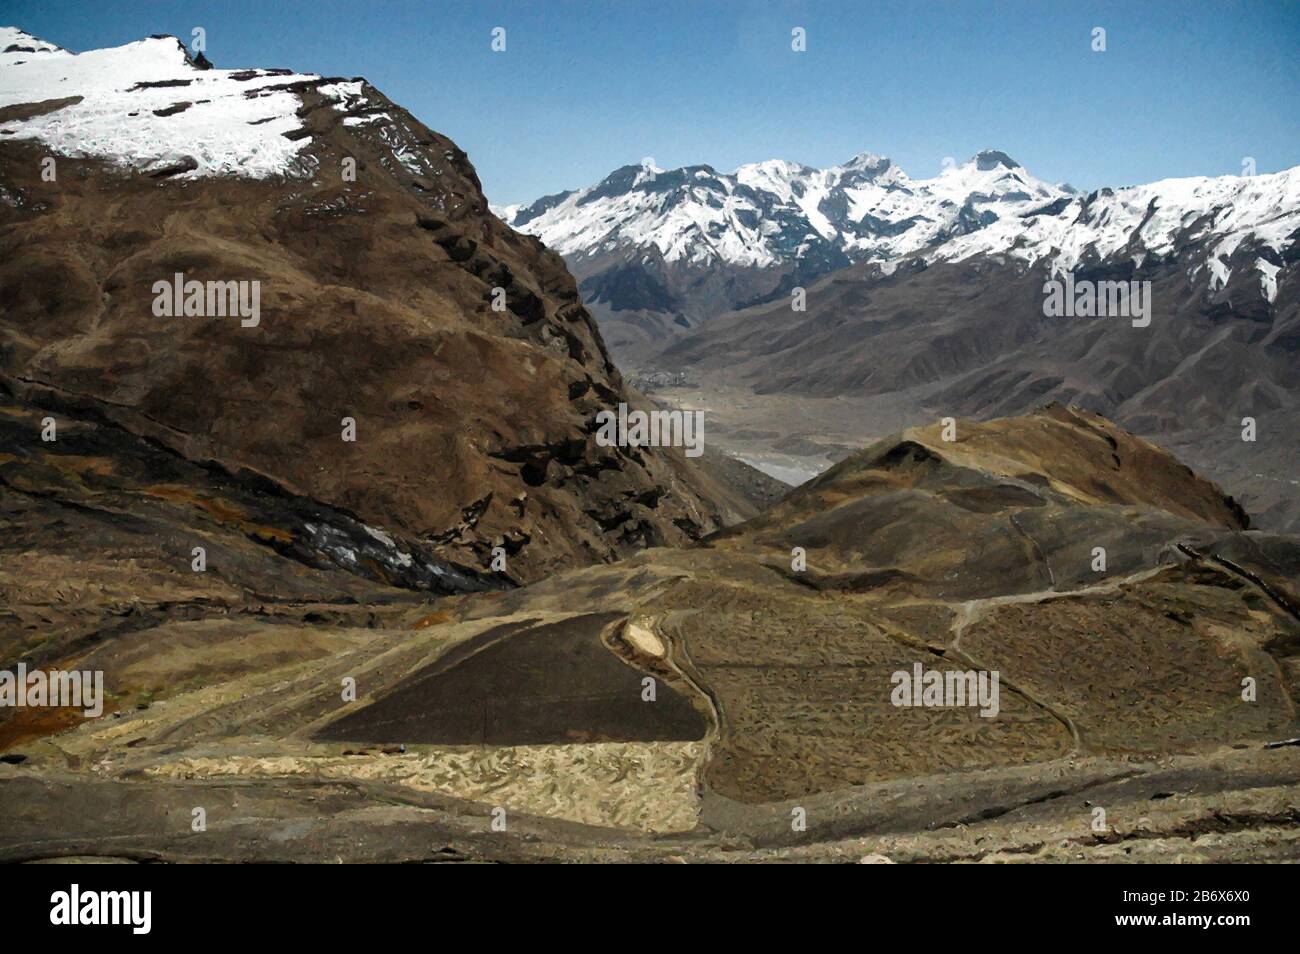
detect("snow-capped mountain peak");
top-left (918, 150), bottom-right (1051, 201)
top-left (838, 151), bottom-right (901, 183)
top-left (0, 27), bottom-right (358, 178)
top-left (1, 26), bottom-right (69, 61)
top-left (500, 148), bottom-right (1074, 271)
top-left (498, 147), bottom-right (1298, 342)
top-left (928, 164), bottom-right (1300, 301)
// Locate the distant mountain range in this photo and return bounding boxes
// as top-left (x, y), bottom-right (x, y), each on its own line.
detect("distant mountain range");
top-left (499, 151), bottom-right (1299, 531)
top-left (496, 152), bottom-right (1298, 363)
top-left (498, 149), bottom-right (1072, 266)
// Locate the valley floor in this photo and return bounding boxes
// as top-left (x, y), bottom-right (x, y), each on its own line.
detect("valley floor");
top-left (643, 375), bottom-right (1300, 536)
top-left (639, 377), bottom-right (939, 486)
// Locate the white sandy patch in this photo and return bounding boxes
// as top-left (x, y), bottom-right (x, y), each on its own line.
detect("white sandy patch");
top-left (623, 619), bottom-right (667, 658)
top-left (150, 741), bottom-right (705, 832)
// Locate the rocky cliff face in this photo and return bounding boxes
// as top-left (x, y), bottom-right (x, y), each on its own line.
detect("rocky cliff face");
top-left (0, 30), bottom-right (752, 585)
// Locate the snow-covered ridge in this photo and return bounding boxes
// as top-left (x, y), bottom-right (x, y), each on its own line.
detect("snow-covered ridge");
top-left (0, 27), bottom-right (332, 178)
top-left (499, 149), bottom-right (1068, 269)
top-left (500, 146), bottom-right (1299, 297)
top-left (1, 27), bottom-right (65, 58)
top-left (924, 167), bottom-right (1300, 302)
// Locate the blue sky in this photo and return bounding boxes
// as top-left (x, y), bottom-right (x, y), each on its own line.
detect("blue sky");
top-left (8, 0), bottom-right (1299, 204)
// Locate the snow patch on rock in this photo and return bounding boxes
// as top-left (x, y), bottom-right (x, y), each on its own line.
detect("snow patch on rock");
top-left (0, 27), bottom-right (320, 178)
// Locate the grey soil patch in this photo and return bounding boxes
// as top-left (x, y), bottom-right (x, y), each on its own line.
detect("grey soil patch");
top-left (316, 613), bottom-right (710, 745)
